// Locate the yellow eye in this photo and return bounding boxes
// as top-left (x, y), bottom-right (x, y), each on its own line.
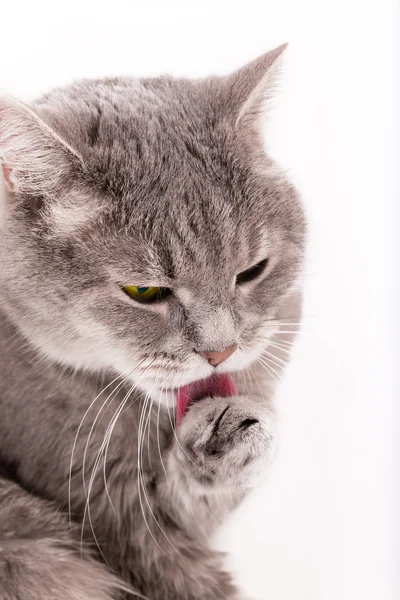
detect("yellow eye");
top-left (122, 285), bottom-right (168, 303)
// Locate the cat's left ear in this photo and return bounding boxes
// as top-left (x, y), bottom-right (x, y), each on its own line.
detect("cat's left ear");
top-left (223, 44), bottom-right (287, 131)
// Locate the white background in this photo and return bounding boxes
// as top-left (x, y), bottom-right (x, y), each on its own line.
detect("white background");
top-left (1, 1), bottom-right (398, 599)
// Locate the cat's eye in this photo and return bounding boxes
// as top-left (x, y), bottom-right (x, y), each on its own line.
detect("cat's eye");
top-left (236, 258), bottom-right (268, 284)
top-left (122, 285), bottom-right (170, 303)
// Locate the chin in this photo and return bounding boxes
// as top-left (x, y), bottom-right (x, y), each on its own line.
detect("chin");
top-left (131, 363), bottom-right (212, 396)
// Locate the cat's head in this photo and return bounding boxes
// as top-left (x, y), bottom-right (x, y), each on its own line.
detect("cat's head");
top-left (0, 45), bottom-right (305, 397)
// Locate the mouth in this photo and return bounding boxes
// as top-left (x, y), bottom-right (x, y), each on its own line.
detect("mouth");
top-left (176, 372), bottom-right (237, 424)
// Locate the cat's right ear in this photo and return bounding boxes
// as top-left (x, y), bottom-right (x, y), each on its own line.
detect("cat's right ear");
top-left (0, 96), bottom-right (84, 199)
top-left (221, 44), bottom-right (287, 132)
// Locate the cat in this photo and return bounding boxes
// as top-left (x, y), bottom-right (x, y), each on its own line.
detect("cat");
top-left (0, 44), bottom-right (305, 600)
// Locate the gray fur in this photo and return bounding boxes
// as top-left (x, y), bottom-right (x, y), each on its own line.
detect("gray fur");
top-left (0, 45), bottom-right (305, 599)
top-left (0, 477), bottom-right (128, 600)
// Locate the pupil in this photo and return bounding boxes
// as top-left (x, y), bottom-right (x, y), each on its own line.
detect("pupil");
top-left (137, 287), bottom-right (149, 294)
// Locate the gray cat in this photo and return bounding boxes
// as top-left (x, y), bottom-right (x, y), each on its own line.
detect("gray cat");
top-left (0, 44), bottom-right (305, 600)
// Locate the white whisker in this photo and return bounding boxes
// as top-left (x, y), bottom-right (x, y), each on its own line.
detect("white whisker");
top-left (82, 363), bottom-right (151, 563)
top-left (100, 365), bottom-right (151, 514)
top-left (156, 384), bottom-right (168, 481)
top-left (82, 379), bottom-right (137, 566)
top-left (136, 373), bottom-right (186, 561)
top-left (136, 379), bottom-right (169, 558)
top-left (273, 330), bottom-right (301, 335)
top-left (145, 390), bottom-right (154, 470)
top-left (248, 363), bottom-right (267, 401)
top-left (257, 356), bottom-right (283, 382)
top-left (166, 394), bottom-right (195, 466)
top-left (82, 371), bottom-right (134, 498)
top-left (261, 349), bottom-right (289, 369)
top-left (268, 337), bottom-right (297, 347)
top-left (267, 341), bottom-right (293, 355)
top-left (68, 368), bottom-right (131, 526)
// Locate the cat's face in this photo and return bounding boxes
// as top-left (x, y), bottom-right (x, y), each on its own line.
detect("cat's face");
top-left (0, 46), bottom-right (305, 399)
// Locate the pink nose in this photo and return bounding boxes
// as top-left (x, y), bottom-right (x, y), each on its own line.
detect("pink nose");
top-left (200, 344), bottom-right (238, 367)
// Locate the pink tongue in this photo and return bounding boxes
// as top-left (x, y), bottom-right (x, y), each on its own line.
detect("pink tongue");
top-left (176, 373), bottom-right (237, 424)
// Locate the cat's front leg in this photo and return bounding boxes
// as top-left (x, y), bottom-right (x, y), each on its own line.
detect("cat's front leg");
top-left (136, 395), bottom-right (274, 600)
top-left (109, 396), bottom-right (271, 600)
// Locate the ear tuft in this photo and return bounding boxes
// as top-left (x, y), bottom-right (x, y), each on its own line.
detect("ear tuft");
top-left (0, 96), bottom-right (84, 198)
top-left (224, 43), bottom-right (288, 130)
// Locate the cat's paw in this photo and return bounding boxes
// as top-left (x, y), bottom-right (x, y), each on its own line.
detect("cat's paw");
top-left (175, 396), bottom-right (275, 488)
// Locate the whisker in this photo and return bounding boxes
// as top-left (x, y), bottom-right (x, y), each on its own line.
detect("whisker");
top-left (82, 379), bottom-right (138, 566)
top-left (102, 370), bottom-right (148, 509)
top-left (137, 381), bottom-right (169, 558)
top-left (156, 384), bottom-right (168, 481)
top-left (68, 368), bottom-right (131, 525)
top-left (248, 363), bottom-right (267, 402)
top-left (82, 371), bottom-right (134, 499)
top-left (82, 363), bottom-right (152, 563)
top-left (146, 390), bottom-right (154, 470)
top-left (166, 394), bottom-right (195, 466)
top-left (257, 357), bottom-right (283, 382)
top-left (137, 373), bottom-right (186, 561)
top-left (100, 365), bottom-right (152, 514)
top-left (261, 349), bottom-right (289, 369)
top-left (272, 337), bottom-right (297, 345)
top-left (244, 364), bottom-right (253, 393)
top-left (267, 341), bottom-right (293, 355)
top-left (273, 330), bottom-right (302, 335)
